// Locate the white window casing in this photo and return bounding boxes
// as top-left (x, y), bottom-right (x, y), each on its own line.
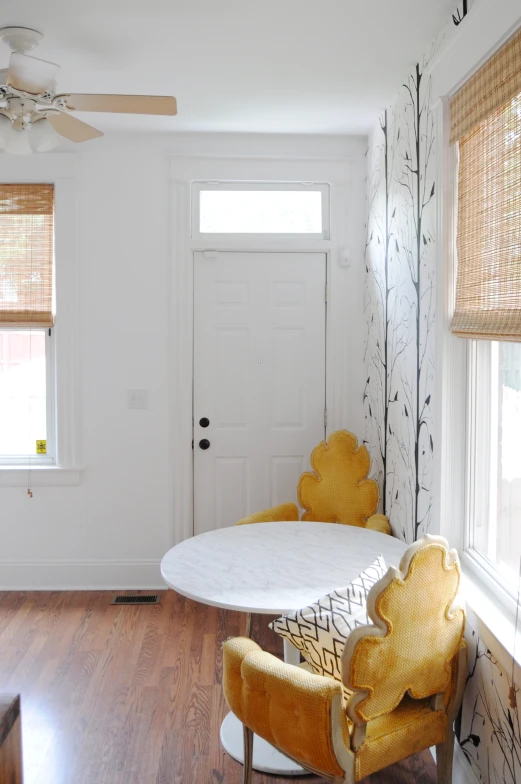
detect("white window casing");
top-left (191, 181), bottom-right (330, 242)
top-left (0, 162), bottom-right (81, 486)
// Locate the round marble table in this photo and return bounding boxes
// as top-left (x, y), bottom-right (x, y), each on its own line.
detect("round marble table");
top-left (161, 522), bottom-right (407, 776)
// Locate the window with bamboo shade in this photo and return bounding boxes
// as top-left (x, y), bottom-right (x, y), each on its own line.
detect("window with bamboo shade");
top-left (450, 28), bottom-right (521, 341)
top-left (0, 184), bottom-right (54, 327)
top-left (452, 28), bottom-right (521, 622)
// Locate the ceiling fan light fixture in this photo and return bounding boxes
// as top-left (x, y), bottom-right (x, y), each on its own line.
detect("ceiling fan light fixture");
top-left (0, 27), bottom-right (43, 53)
top-left (5, 127), bottom-right (32, 155)
top-left (29, 117), bottom-right (61, 152)
top-left (0, 26), bottom-right (177, 148)
top-left (0, 113), bottom-right (14, 149)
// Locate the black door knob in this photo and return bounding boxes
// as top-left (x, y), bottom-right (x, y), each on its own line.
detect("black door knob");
top-left (199, 417), bottom-right (210, 428)
top-left (199, 439), bottom-right (210, 450)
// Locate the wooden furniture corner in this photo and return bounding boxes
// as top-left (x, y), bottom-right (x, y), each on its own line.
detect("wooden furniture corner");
top-left (0, 694), bottom-right (23, 784)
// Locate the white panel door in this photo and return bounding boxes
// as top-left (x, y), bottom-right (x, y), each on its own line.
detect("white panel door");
top-left (193, 251), bottom-right (326, 535)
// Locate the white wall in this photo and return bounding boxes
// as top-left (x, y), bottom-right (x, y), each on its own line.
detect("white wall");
top-left (0, 132), bottom-right (366, 589)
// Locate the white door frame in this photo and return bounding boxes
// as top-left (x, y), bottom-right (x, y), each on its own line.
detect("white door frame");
top-left (169, 151), bottom-right (366, 545)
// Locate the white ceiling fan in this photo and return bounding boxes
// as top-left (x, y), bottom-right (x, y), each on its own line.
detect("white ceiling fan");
top-left (0, 26), bottom-right (177, 154)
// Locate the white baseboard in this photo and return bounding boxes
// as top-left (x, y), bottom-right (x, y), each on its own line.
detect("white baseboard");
top-left (454, 741), bottom-right (481, 784)
top-left (0, 559), bottom-right (165, 590)
top-left (431, 742), bottom-right (480, 784)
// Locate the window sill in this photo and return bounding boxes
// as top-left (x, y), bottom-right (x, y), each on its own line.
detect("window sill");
top-left (460, 554), bottom-right (521, 675)
top-left (0, 466), bottom-right (83, 487)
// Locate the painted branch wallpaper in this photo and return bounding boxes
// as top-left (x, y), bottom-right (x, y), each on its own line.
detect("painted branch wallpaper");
top-left (458, 630), bottom-right (521, 783)
top-left (364, 46), bottom-right (437, 544)
top-left (363, 19), bottom-right (520, 783)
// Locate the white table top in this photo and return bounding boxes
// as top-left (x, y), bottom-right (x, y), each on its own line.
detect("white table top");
top-left (160, 522), bottom-right (407, 614)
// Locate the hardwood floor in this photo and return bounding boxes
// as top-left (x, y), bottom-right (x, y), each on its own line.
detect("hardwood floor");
top-left (0, 590), bottom-right (437, 784)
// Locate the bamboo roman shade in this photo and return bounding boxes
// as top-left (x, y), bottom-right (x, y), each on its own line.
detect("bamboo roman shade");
top-left (450, 28), bottom-right (521, 341)
top-left (450, 28), bottom-right (521, 144)
top-left (0, 184), bottom-right (54, 327)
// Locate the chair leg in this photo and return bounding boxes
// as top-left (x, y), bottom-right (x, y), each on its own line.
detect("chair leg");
top-left (436, 732), bottom-right (455, 784)
top-left (243, 724), bottom-right (253, 784)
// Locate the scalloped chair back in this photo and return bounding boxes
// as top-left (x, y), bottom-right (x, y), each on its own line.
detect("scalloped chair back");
top-left (342, 536), bottom-right (465, 725)
top-left (298, 430), bottom-right (379, 527)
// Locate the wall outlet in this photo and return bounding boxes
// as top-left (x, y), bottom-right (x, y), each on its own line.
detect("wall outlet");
top-left (127, 389), bottom-right (149, 410)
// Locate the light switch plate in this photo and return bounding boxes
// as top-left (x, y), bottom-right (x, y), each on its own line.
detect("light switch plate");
top-left (339, 246), bottom-right (352, 267)
top-left (127, 389), bottom-right (149, 410)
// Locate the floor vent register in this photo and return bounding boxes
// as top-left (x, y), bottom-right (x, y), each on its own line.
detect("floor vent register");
top-left (111, 595), bottom-right (161, 605)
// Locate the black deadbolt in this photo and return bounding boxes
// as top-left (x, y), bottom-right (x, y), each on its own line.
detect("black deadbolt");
top-left (199, 439), bottom-right (211, 450)
top-left (199, 417), bottom-right (210, 428)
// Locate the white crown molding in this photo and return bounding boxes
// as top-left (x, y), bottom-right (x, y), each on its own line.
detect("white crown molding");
top-left (428, 0), bottom-right (521, 100)
top-left (96, 131), bottom-right (367, 163)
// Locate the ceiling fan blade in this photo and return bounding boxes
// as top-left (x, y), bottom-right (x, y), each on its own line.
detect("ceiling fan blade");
top-left (7, 52), bottom-right (59, 94)
top-left (47, 112), bottom-right (103, 143)
top-left (62, 93), bottom-right (177, 116)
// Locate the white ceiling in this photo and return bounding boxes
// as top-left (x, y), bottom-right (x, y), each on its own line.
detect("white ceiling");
top-left (1, 0), bottom-right (454, 135)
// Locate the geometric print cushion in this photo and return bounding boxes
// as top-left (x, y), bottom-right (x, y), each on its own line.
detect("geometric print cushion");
top-left (269, 555), bottom-right (387, 685)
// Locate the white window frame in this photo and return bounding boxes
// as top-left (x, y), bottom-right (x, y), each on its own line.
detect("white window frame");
top-left (0, 326), bottom-right (56, 466)
top-left (0, 158), bottom-right (81, 487)
top-left (191, 181), bottom-right (330, 242)
top-left (438, 97), bottom-right (520, 616)
top-left (432, 6), bottom-right (521, 672)
top-left (463, 338), bottom-right (520, 612)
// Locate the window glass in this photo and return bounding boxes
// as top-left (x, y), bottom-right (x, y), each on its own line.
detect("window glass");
top-left (471, 341), bottom-right (521, 590)
top-left (494, 342), bottom-right (521, 583)
top-left (199, 190), bottom-right (323, 234)
top-left (0, 330), bottom-right (47, 455)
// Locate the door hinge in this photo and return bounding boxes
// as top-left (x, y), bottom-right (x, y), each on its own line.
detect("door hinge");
top-left (324, 284), bottom-right (328, 303)
top-left (324, 408), bottom-right (328, 429)
top-left (192, 439), bottom-right (194, 449)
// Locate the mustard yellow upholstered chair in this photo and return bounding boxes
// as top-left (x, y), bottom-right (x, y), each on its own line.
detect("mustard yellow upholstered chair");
top-left (222, 535), bottom-right (467, 784)
top-left (236, 430), bottom-right (390, 535)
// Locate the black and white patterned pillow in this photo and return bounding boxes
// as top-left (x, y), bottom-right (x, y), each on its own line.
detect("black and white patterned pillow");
top-left (269, 555), bottom-right (387, 683)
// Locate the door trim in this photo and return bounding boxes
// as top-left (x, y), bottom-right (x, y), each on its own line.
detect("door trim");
top-left (169, 155), bottom-right (365, 546)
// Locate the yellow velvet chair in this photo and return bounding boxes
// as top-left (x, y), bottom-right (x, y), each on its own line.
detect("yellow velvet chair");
top-left (236, 430), bottom-right (391, 535)
top-left (222, 535), bottom-right (467, 784)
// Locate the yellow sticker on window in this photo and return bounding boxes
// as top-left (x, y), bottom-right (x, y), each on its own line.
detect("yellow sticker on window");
top-left (36, 440), bottom-right (47, 454)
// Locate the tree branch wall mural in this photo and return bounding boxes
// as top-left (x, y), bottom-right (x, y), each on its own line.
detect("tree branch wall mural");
top-left (458, 631), bottom-right (521, 783)
top-left (365, 48), bottom-right (436, 543)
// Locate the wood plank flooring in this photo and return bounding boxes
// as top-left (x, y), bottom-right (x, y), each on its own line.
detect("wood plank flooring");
top-left (0, 590), bottom-right (437, 784)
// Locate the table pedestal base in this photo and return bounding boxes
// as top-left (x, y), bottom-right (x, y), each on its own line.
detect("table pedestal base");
top-left (220, 712), bottom-right (309, 776)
